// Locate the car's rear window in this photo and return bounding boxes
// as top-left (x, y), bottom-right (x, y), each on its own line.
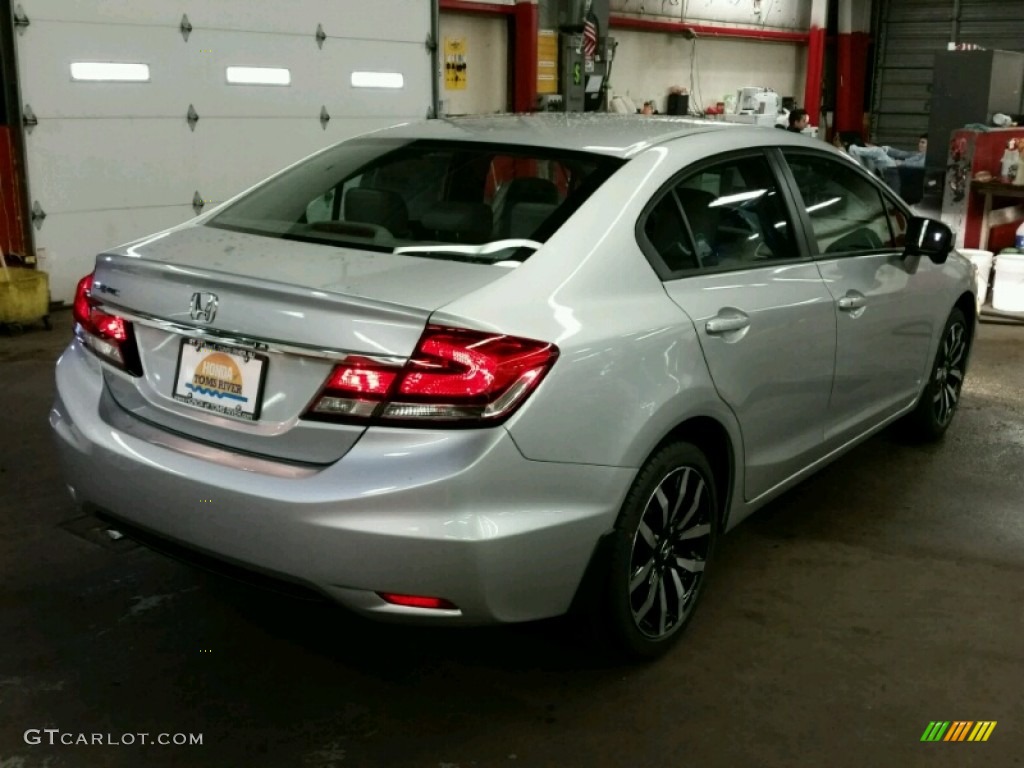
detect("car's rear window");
top-left (208, 138), bottom-right (624, 264)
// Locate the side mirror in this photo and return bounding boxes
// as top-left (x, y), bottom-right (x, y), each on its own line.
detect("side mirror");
top-left (903, 216), bottom-right (953, 264)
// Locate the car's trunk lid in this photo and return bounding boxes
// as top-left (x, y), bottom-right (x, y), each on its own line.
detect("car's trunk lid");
top-left (91, 226), bottom-right (508, 464)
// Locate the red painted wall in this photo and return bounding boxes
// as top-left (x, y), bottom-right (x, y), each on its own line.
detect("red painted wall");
top-left (0, 126), bottom-right (26, 258)
top-left (512, 2), bottom-right (538, 113)
top-left (803, 26), bottom-right (826, 126)
top-left (835, 31), bottom-right (870, 135)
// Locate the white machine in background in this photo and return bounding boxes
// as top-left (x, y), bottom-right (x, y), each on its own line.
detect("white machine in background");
top-left (737, 86), bottom-right (780, 115)
top-left (721, 86), bottom-right (781, 127)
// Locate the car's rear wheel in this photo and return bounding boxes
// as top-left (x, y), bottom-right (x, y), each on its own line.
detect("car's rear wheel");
top-left (905, 307), bottom-right (970, 441)
top-left (596, 441), bottom-right (718, 660)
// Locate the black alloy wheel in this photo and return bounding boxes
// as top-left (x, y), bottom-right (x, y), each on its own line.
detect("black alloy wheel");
top-left (598, 441), bottom-right (718, 659)
top-left (906, 307), bottom-right (970, 440)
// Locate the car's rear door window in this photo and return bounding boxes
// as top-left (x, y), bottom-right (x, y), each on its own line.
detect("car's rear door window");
top-left (640, 153), bottom-right (800, 276)
top-left (782, 152), bottom-right (897, 255)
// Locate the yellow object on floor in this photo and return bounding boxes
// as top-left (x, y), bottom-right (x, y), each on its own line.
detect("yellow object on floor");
top-left (0, 265), bottom-right (50, 325)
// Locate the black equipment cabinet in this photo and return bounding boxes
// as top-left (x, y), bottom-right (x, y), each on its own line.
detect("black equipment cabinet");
top-left (926, 49), bottom-right (1024, 171)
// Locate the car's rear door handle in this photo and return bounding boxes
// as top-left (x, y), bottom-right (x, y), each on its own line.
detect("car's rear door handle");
top-left (705, 313), bottom-right (750, 335)
top-left (837, 294), bottom-right (867, 311)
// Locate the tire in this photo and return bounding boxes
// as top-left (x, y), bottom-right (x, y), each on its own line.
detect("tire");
top-left (592, 441), bottom-right (719, 660)
top-left (905, 307), bottom-right (970, 441)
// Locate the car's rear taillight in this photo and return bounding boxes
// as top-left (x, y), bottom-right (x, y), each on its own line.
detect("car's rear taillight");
top-left (73, 273), bottom-right (142, 376)
top-left (305, 325), bottom-right (558, 427)
top-left (306, 357), bottom-right (400, 420)
top-left (377, 592), bottom-right (458, 610)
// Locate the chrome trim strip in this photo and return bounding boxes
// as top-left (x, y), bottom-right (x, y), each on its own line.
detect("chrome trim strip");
top-left (99, 303), bottom-right (407, 365)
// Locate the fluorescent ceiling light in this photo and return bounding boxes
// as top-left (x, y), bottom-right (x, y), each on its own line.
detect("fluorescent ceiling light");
top-left (709, 189), bottom-right (767, 208)
top-left (226, 66), bottom-right (291, 86)
top-left (71, 62), bottom-right (150, 82)
top-left (806, 196), bottom-right (842, 213)
top-left (351, 71), bottom-right (404, 89)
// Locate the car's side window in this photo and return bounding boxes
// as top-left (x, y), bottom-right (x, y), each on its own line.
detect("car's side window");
top-left (305, 189), bottom-right (336, 224)
top-left (783, 153), bottom-right (896, 256)
top-left (642, 193), bottom-right (700, 272)
top-left (674, 156), bottom-right (798, 269)
top-left (641, 154), bottom-right (799, 276)
top-left (304, 177), bottom-right (361, 224)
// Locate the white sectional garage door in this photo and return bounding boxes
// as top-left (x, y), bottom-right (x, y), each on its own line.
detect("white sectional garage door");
top-left (13, 1), bottom-right (433, 302)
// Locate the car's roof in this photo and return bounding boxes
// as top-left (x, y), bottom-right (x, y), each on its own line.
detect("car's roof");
top-left (362, 113), bottom-right (749, 159)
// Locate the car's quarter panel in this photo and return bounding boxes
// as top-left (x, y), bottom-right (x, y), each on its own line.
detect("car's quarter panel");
top-left (663, 265), bottom-right (836, 501)
top-left (52, 342), bottom-right (634, 624)
top-left (429, 135), bottom-right (758, 474)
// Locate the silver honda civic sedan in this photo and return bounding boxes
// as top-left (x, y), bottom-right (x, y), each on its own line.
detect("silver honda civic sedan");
top-left (52, 115), bottom-right (976, 658)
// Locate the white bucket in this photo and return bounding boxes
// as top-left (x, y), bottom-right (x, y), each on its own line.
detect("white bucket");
top-left (959, 249), bottom-right (994, 309)
top-left (992, 252), bottom-right (1024, 313)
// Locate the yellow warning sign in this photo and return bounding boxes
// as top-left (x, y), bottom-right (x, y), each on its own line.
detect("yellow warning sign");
top-left (537, 29), bottom-right (558, 94)
top-left (444, 37), bottom-right (467, 91)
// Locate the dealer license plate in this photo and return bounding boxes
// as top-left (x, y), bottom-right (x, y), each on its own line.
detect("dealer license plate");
top-left (172, 338), bottom-right (268, 421)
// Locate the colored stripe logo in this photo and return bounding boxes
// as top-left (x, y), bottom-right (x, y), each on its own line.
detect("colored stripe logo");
top-left (921, 721), bottom-right (997, 742)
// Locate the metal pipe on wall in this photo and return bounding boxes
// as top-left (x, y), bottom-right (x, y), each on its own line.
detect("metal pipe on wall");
top-left (513, 0), bottom-right (539, 112)
top-left (803, 0), bottom-right (828, 126)
top-left (835, 0), bottom-right (872, 135)
top-left (609, 14), bottom-right (810, 43)
top-left (430, 0), bottom-right (441, 118)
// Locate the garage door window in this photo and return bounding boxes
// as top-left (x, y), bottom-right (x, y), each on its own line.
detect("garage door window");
top-left (783, 153), bottom-right (896, 256)
top-left (351, 71), bottom-right (404, 89)
top-left (226, 67), bottom-right (291, 86)
top-left (70, 62), bottom-right (150, 82)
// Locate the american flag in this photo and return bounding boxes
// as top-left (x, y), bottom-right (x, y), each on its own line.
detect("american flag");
top-left (582, 5), bottom-right (599, 60)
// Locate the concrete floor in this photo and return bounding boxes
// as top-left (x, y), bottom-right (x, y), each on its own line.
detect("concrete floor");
top-left (1, 309), bottom-right (1022, 768)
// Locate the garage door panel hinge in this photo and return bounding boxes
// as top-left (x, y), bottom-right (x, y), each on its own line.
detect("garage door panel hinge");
top-left (31, 201), bottom-right (45, 230)
top-left (13, 4), bottom-right (29, 32)
top-left (315, 23), bottom-right (326, 49)
top-left (22, 104), bottom-right (37, 133)
top-left (192, 191), bottom-right (204, 216)
top-left (320, 105), bottom-right (330, 130)
top-left (180, 14), bottom-right (193, 43)
top-left (187, 104), bottom-right (199, 131)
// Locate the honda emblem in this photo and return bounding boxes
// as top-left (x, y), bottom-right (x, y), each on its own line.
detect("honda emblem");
top-left (189, 291), bottom-right (218, 323)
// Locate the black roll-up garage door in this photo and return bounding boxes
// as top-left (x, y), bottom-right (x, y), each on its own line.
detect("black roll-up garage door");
top-left (871, 0), bottom-right (1024, 148)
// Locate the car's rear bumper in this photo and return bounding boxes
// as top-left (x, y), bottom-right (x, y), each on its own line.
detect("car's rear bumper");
top-left (51, 342), bottom-right (633, 624)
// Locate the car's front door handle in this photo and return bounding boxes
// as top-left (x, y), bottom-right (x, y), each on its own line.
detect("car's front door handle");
top-left (837, 294), bottom-right (867, 311)
top-left (705, 313), bottom-right (751, 335)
